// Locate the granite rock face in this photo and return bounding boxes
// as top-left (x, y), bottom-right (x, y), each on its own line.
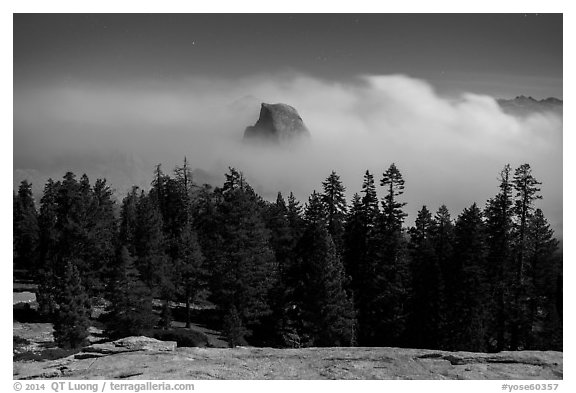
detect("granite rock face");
top-left (244, 103), bottom-right (311, 143)
top-left (15, 346), bottom-right (562, 380)
top-left (81, 336), bottom-right (177, 356)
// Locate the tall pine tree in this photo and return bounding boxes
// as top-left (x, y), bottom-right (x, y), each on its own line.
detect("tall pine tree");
top-left (484, 164), bottom-right (515, 351)
top-left (53, 261), bottom-right (91, 349)
top-left (431, 204), bottom-right (454, 348)
top-left (36, 179), bottom-right (60, 316)
top-left (369, 163), bottom-right (410, 346)
top-left (174, 222), bottom-right (205, 328)
top-left (210, 168), bottom-right (278, 345)
top-left (106, 246), bottom-right (156, 339)
top-left (321, 171), bottom-right (347, 253)
top-left (526, 209), bottom-right (561, 349)
top-left (134, 192), bottom-right (170, 296)
top-left (84, 178), bottom-right (117, 297)
top-left (295, 192), bottom-right (355, 346)
top-left (510, 163), bottom-right (542, 349)
top-left (343, 193), bottom-right (365, 292)
top-left (452, 203), bottom-right (489, 351)
top-left (13, 180), bottom-right (39, 271)
top-left (526, 209), bottom-right (562, 350)
top-left (407, 206), bottom-right (445, 349)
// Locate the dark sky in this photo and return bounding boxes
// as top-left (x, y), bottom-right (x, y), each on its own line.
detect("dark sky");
top-left (14, 13), bottom-right (562, 98)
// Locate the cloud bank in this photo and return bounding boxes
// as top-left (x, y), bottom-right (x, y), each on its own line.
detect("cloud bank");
top-left (14, 73), bottom-right (563, 236)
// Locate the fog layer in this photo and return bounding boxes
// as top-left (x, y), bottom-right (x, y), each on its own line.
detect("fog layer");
top-left (14, 73), bottom-right (562, 235)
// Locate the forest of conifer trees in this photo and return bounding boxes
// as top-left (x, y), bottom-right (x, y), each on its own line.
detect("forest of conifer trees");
top-left (13, 160), bottom-right (562, 352)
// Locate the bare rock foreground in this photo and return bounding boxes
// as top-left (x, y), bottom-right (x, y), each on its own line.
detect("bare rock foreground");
top-left (14, 337), bottom-right (562, 380)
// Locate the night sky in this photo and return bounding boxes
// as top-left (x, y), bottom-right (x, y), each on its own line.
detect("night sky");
top-left (15, 13), bottom-right (562, 98)
top-left (13, 13), bottom-right (564, 237)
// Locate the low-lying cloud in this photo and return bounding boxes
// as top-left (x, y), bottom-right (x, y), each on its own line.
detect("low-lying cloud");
top-left (14, 73), bottom-right (563, 236)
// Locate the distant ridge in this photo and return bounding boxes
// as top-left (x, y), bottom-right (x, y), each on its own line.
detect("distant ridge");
top-left (497, 95), bottom-right (563, 116)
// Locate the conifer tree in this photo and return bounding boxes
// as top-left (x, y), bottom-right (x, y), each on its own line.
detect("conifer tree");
top-left (526, 209), bottom-right (561, 349)
top-left (151, 160), bottom-right (206, 327)
top-left (452, 203), bottom-right (489, 351)
top-left (264, 192), bottom-right (293, 277)
top-left (210, 168), bottom-right (278, 344)
top-left (287, 192), bottom-right (326, 345)
top-left (193, 184), bottom-right (220, 266)
top-left (261, 192), bottom-right (298, 345)
top-left (407, 206), bottom-right (445, 349)
top-left (79, 174), bottom-right (92, 218)
top-left (36, 179), bottom-right (60, 316)
top-left (84, 178), bottom-right (117, 296)
top-left (271, 191), bottom-right (306, 347)
top-left (174, 222), bottom-right (205, 328)
top-left (510, 163), bottom-right (542, 349)
top-left (55, 172), bottom-right (83, 271)
top-left (38, 179), bottom-right (60, 259)
top-left (53, 261), bottom-right (91, 349)
top-left (134, 192), bottom-right (170, 295)
top-left (350, 170), bottom-right (382, 345)
top-left (484, 164), bottom-right (514, 350)
top-left (136, 187), bottom-right (172, 329)
top-left (344, 171), bottom-right (380, 293)
top-left (361, 170), bottom-right (379, 221)
top-left (106, 246), bottom-right (156, 339)
top-left (286, 191), bottom-right (305, 241)
top-left (368, 163), bottom-right (410, 346)
top-left (343, 193), bottom-right (365, 290)
top-left (53, 172), bottom-right (102, 296)
top-left (432, 205), bottom-right (454, 270)
top-left (162, 177), bottom-right (187, 237)
top-left (378, 163), bottom-right (409, 278)
top-left (295, 194), bottom-right (355, 346)
top-left (39, 172), bottom-right (99, 309)
top-left (119, 187), bottom-right (140, 254)
top-left (150, 164), bottom-right (168, 213)
top-left (349, 170), bottom-right (380, 285)
top-left (13, 180), bottom-right (39, 271)
top-left (304, 191), bottom-right (326, 224)
top-left (380, 163), bottom-right (408, 229)
top-left (157, 175), bottom-right (195, 323)
top-left (321, 171), bottom-right (347, 252)
top-left (223, 306), bottom-right (248, 347)
top-left (512, 164), bottom-right (542, 286)
top-left (430, 204), bottom-right (455, 347)
top-left (174, 157), bottom-right (195, 217)
top-left (432, 205), bottom-right (455, 293)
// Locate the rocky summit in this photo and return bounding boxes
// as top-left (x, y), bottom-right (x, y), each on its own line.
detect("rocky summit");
top-left (244, 103), bottom-right (311, 143)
